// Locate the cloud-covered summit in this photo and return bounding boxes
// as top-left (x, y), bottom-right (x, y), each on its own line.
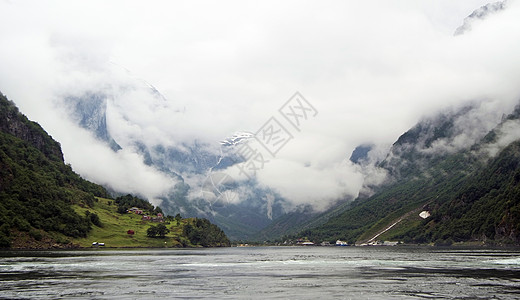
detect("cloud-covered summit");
top-left (454, 1), bottom-right (508, 35)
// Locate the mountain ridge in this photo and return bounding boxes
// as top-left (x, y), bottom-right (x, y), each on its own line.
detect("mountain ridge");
top-left (283, 100), bottom-right (520, 245)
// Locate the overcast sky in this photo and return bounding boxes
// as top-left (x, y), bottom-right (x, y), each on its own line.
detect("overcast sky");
top-left (1, 0), bottom-right (520, 210)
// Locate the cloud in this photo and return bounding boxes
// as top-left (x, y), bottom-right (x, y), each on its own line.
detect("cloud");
top-left (418, 99), bottom-right (516, 155)
top-left (482, 118), bottom-right (520, 157)
top-left (2, 0), bottom-right (520, 212)
top-left (454, 1), bottom-right (507, 35)
top-left (46, 111), bottom-right (177, 206)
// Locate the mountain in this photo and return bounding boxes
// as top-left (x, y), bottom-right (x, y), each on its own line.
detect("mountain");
top-left (454, 1), bottom-right (507, 36)
top-left (54, 72), bottom-right (520, 244)
top-left (253, 200), bottom-right (355, 242)
top-left (0, 92), bottom-right (110, 248)
top-left (295, 101), bottom-right (520, 245)
top-left (65, 92), bottom-right (122, 151)
top-left (60, 76), bottom-right (287, 240)
top-left (349, 144), bottom-right (374, 164)
top-left (0, 92), bottom-right (229, 248)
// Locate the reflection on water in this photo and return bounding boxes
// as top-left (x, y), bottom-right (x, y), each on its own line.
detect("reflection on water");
top-left (1, 247), bottom-right (520, 299)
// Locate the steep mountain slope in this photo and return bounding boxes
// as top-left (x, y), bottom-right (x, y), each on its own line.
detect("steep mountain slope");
top-left (66, 92), bottom-right (121, 151)
top-left (402, 140), bottom-right (520, 244)
top-left (0, 93), bottom-right (110, 248)
top-left (0, 92), bottom-right (230, 248)
top-left (301, 102), bottom-right (520, 245)
top-left (399, 106), bottom-right (520, 244)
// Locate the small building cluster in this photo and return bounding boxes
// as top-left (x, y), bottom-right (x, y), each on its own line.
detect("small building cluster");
top-left (127, 207), bottom-right (164, 223)
top-left (359, 240), bottom-right (400, 246)
top-left (295, 238), bottom-right (315, 246)
top-left (127, 207), bottom-right (143, 214)
top-left (142, 212), bottom-right (164, 222)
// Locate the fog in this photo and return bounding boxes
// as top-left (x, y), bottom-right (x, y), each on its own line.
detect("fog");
top-left (1, 0), bottom-right (520, 210)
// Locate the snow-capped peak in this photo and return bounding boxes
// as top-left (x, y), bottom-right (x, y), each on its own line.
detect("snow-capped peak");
top-left (219, 131), bottom-right (255, 146)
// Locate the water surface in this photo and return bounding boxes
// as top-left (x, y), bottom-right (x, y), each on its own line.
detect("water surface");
top-left (1, 246), bottom-right (520, 299)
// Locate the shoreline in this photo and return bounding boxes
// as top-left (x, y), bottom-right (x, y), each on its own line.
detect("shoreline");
top-left (3, 243), bottom-right (520, 251)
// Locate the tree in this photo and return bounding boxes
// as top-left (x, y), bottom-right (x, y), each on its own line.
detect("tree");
top-left (147, 225), bottom-right (157, 237)
top-left (182, 218), bottom-right (230, 247)
top-left (90, 212), bottom-right (102, 227)
top-left (147, 224), bottom-right (170, 238)
top-left (175, 213), bottom-right (182, 225)
top-left (85, 211), bottom-right (102, 227)
top-left (155, 223), bottom-right (170, 237)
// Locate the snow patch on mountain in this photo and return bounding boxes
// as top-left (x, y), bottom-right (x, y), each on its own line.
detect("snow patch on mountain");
top-left (219, 131), bottom-right (254, 147)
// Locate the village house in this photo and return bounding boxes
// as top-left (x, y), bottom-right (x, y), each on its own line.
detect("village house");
top-left (151, 216), bottom-right (164, 222)
top-left (127, 207), bottom-right (143, 214)
top-left (151, 213), bottom-right (164, 222)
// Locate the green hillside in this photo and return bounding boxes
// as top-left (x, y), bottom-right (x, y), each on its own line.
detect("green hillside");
top-left (403, 140), bottom-right (520, 245)
top-left (0, 93), bottom-right (110, 248)
top-left (297, 104), bottom-right (520, 246)
top-left (0, 92), bottom-right (229, 248)
top-left (71, 197), bottom-right (229, 248)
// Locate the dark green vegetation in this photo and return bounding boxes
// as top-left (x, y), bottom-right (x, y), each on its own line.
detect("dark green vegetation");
top-left (0, 93), bottom-right (229, 248)
top-left (0, 93), bottom-right (109, 248)
top-left (289, 103), bottom-right (520, 246)
top-left (408, 140), bottom-right (520, 244)
top-left (115, 194), bottom-right (163, 215)
top-left (72, 197), bottom-right (230, 247)
top-left (183, 218), bottom-right (230, 247)
top-left (253, 200), bottom-right (354, 242)
top-left (147, 223), bottom-right (170, 237)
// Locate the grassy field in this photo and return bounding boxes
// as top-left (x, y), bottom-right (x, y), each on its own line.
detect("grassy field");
top-left (72, 198), bottom-right (194, 248)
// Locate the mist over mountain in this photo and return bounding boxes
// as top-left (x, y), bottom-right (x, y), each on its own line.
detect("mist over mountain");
top-left (349, 144), bottom-right (374, 165)
top-left (291, 100), bottom-right (520, 245)
top-left (380, 100), bottom-right (513, 179)
top-left (51, 69), bottom-right (290, 239)
top-left (65, 92), bottom-right (121, 151)
top-left (454, 1), bottom-right (507, 35)
top-left (0, 93), bottom-right (111, 248)
top-left (2, 1), bottom-right (520, 239)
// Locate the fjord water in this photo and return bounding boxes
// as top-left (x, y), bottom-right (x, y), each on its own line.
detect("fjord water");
top-left (1, 247), bottom-right (519, 299)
